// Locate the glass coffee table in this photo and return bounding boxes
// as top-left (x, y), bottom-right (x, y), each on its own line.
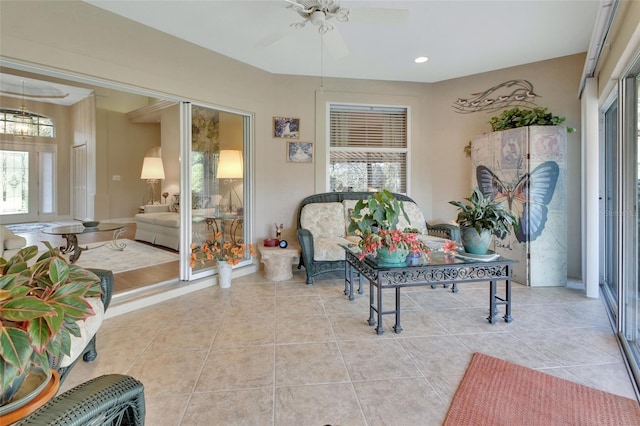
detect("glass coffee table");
top-left (43, 223), bottom-right (127, 264)
top-left (342, 244), bottom-right (516, 335)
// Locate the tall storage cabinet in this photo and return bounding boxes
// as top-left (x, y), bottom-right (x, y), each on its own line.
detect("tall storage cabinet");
top-left (470, 126), bottom-right (567, 287)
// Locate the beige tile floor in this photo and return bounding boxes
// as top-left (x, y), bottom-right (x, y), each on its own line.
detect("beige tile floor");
top-left (61, 269), bottom-right (639, 425)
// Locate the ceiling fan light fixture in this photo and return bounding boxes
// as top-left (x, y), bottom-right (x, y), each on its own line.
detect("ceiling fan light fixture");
top-left (310, 10), bottom-right (325, 26)
top-left (414, 56), bottom-right (429, 64)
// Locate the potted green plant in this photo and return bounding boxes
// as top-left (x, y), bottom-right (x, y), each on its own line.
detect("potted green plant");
top-left (488, 107), bottom-right (576, 133)
top-left (0, 243), bottom-right (102, 406)
top-left (449, 188), bottom-right (518, 254)
top-left (347, 189), bottom-right (408, 234)
top-left (348, 190), bottom-right (430, 265)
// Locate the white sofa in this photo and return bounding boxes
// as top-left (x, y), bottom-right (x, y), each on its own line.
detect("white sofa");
top-left (0, 225), bottom-right (27, 258)
top-left (134, 204), bottom-right (180, 250)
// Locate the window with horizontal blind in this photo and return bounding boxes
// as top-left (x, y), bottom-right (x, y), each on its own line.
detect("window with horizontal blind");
top-left (329, 104), bottom-right (408, 192)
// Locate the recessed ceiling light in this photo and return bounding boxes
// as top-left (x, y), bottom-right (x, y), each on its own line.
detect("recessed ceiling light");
top-left (414, 56), bottom-right (429, 64)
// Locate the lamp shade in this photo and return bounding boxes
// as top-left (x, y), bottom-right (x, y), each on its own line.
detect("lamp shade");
top-left (216, 150), bottom-right (243, 179)
top-left (140, 157), bottom-right (165, 180)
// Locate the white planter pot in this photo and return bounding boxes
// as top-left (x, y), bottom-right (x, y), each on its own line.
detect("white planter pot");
top-left (217, 261), bottom-right (233, 288)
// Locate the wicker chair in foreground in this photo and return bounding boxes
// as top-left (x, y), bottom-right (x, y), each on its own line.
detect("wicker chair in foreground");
top-left (16, 374), bottom-right (145, 425)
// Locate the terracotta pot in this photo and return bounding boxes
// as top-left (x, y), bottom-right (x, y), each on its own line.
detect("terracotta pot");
top-left (0, 365), bottom-right (51, 413)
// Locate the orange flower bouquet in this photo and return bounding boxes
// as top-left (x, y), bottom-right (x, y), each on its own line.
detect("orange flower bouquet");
top-left (190, 231), bottom-right (255, 267)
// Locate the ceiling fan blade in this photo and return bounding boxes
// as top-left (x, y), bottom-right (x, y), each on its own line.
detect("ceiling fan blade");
top-left (256, 30), bottom-right (289, 48)
top-left (283, 0), bottom-right (313, 14)
top-left (323, 28), bottom-right (350, 58)
top-left (350, 7), bottom-right (409, 26)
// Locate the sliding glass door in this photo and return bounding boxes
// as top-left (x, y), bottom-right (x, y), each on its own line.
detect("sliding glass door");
top-left (182, 103), bottom-right (252, 280)
top-left (603, 55), bottom-right (640, 389)
top-left (602, 101), bottom-right (618, 316)
top-left (622, 72), bottom-right (640, 362)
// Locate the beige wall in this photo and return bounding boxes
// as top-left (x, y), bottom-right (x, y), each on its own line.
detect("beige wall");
top-left (99, 111), bottom-right (161, 219)
top-left (596, 0), bottom-right (640, 99)
top-left (1, 1), bottom-right (587, 278)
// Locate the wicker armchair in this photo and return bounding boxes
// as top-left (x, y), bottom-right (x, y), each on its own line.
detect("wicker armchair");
top-left (15, 374), bottom-right (145, 425)
top-left (50, 268), bottom-right (113, 383)
top-left (296, 192), bottom-right (459, 284)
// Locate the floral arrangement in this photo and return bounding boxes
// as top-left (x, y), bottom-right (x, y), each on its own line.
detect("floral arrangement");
top-left (358, 228), bottom-right (430, 261)
top-left (190, 231), bottom-right (255, 267)
top-left (442, 239), bottom-right (459, 255)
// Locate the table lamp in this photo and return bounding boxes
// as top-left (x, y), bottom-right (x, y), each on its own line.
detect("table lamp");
top-left (216, 150), bottom-right (243, 212)
top-left (141, 157), bottom-right (165, 204)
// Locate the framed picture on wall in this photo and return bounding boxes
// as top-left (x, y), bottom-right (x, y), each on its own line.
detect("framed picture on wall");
top-left (287, 142), bottom-right (313, 163)
top-left (273, 117), bottom-right (300, 139)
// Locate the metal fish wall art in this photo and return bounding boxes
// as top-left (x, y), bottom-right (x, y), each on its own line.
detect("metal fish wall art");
top-left (453, 80), bottom-right (539, 113)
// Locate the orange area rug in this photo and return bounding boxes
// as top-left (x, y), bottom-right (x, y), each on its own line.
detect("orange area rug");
top-left (444, 352), bottom-right (640, 426)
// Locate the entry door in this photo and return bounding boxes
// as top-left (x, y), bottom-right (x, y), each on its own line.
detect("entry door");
top-left (73, 144), bottom-right (87, 221)
top-left (0, 144), bottom-right (56, 224)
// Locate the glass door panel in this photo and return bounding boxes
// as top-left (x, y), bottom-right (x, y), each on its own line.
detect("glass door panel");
top-left (189, 105), bottom-right (248, 274)
top-left (602, 102), bottom-right (618, 313)
top-left (628, 76), bottom-right (640, 356)
top-left (1, 149), bottom-right (29, 216)
top-left (39, 150), bottom-right (55, 218)
top-left (1, 145), bottom-right (57, 224)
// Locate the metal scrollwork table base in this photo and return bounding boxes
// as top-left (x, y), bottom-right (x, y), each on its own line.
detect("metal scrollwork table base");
top-left (343, 247), bottom-right (516, 335)
top-left (43, 223), bottom-right (127, 264)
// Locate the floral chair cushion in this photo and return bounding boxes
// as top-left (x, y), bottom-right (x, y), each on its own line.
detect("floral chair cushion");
top-left (313, 237), bottom-right (351, 261)
top-left (300, 203), bottom-right (346, 238)
top-left (59, 297), bottom-right (105, 367)
top-left (397, 201), bottom-right (428, 234)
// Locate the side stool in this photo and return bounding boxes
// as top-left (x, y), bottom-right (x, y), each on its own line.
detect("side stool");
top-left (259, 243), bottom-right (300, 281)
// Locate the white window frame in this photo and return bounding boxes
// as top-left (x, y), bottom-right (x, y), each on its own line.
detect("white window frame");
top-left (326, 102), bottom-right (410, 193)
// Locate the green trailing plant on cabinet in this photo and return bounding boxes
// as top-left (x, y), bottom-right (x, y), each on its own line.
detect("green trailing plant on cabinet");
top-left (488, 107), bottom-right (575, 133)
top-left (464, 106), bottom-right (575, 156)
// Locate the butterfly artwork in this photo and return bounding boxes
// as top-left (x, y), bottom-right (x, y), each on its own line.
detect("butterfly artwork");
top-left (476, 161), bottom-right (560, 243)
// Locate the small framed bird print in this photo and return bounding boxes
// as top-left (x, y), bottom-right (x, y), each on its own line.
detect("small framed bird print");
top-left (273, 117), bottom-right (300, 139)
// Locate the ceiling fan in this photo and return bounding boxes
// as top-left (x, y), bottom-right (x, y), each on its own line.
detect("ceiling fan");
top-left (285, 0), bottom-right (350, 35)
top-left (258, 1), bottom-right (408, 59)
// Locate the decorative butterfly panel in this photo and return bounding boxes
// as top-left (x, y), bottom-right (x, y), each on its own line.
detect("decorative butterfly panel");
top-left (470, 126), bottom-right (567, 287)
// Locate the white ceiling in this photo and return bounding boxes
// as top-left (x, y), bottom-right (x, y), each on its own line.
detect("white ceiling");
top-left (85, 0), bottom-right (602, 83)
top-left (0, 73), bottom-right (93, 106)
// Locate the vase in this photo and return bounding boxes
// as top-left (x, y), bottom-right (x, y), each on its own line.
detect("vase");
top-left (376, 246), bottom-right (409, 266)
top-left (217, 261), bottom-right (233, 288)
top-left (460, 227), bottom-right (492, 254)
top-left (406, 251), bottom-right (422, 266)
